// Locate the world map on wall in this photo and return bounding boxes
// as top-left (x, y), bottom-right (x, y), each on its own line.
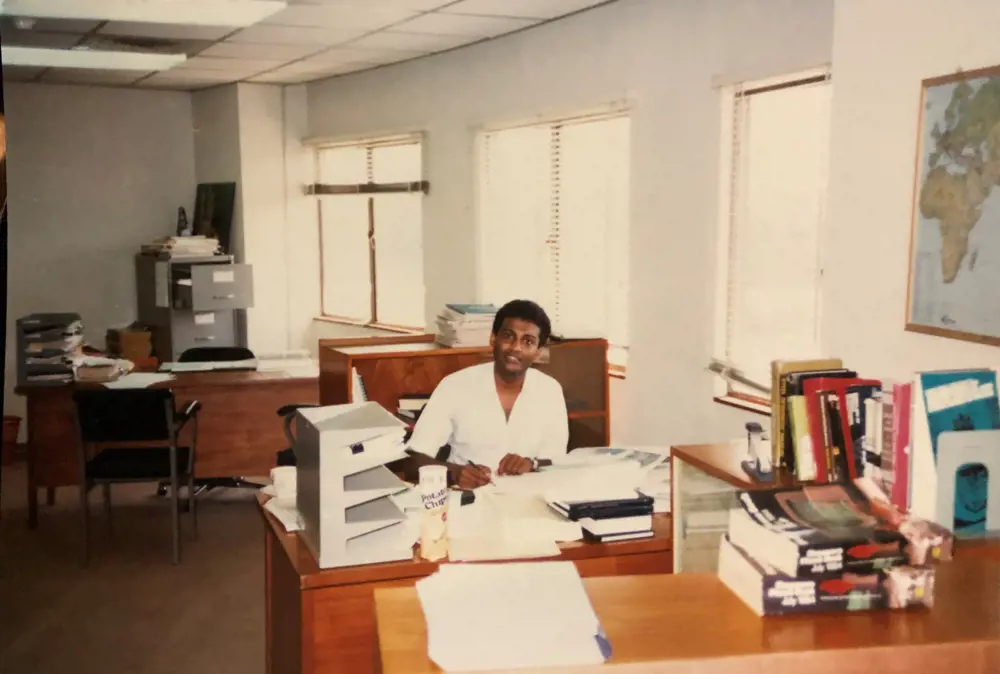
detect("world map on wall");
top-left (908, 68), bottom-right (1000, 343)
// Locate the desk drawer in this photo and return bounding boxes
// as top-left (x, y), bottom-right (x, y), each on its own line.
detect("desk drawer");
top-left (183, 264), bottom-right (254, 311)
top-left (171, 311), bottom-right (236, 357)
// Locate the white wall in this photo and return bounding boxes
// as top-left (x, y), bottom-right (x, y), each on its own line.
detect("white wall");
top-left (303, 0), bottom-right (835, 446)
top-left (4, 83), bottom-right (196, 432)
top-left (236, 84), bottom-right (292, 356)
top-left (192, 85), bottom-right (243, 259)
top-left (824, 0), bottom-right (1000, 378)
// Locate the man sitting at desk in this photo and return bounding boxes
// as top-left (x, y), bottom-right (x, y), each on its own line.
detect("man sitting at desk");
top-left (405, 299), bottom-right (569, 490)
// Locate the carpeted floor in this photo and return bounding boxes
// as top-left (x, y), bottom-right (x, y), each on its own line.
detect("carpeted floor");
top-left (0, 462), bottom-right (266, 674)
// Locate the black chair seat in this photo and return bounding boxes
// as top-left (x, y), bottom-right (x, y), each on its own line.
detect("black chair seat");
top-left (88, 446), bottom-right (192, 481)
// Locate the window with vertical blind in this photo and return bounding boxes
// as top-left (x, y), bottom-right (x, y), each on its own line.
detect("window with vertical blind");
top-left (476, 112), bottom-right (631, 368)
top-left (315, 136), bottom-right (426, 329)
top-left (715, 72), bottom-right (832, 402)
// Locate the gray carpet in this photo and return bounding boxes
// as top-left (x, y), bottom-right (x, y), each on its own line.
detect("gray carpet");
top-left (0, 463), bottom-right (266, 674)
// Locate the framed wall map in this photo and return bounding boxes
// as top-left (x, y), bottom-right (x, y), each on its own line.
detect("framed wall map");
top-left (906, 64), bottom-right (1000, 346)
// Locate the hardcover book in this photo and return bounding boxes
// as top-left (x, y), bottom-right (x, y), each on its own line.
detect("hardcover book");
top-left (718, 535), bottom-right (935, 616)
top-left (729, 483), bottom-right (910, 578)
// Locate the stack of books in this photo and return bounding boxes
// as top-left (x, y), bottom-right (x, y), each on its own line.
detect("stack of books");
top-left (140, 235), bottom-right (220, 258)
top-left (435, 303), bottom-right (497, 347)
top-left (717, 480), bottom-right (954, 616)
top-left (16, 313), bottom-right (84, 386)
top-left (548, 494), bottom-right (654, 542)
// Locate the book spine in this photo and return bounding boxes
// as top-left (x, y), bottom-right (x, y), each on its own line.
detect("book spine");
top-left (795, 540), bottom-right (906, 577)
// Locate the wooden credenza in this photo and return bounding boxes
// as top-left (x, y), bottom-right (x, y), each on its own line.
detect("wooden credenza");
top-left (319, 337), bottom-right (611, 449)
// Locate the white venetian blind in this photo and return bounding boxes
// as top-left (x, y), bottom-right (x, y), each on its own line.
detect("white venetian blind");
top-left (317, 138), bottom-right (426, 328)
top-left (722, 76), bottom-right (831, 392)
top-left (478, 113), bottom-right (631, 365)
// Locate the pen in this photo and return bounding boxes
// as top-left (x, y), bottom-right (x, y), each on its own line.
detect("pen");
top-left (467, 460), bottom-right (495, 486)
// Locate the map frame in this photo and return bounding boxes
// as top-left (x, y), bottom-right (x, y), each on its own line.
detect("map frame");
top-left (905, 63), bottom-right (1000, 347)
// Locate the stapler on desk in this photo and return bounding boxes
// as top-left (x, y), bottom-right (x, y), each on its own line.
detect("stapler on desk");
top-left (741, 422), bottom-right (774, 483)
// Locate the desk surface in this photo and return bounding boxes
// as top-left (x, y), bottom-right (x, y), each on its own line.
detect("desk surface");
top-left (671, 442), bottom-right (800, 490)
top-left (256, 493), bottom-right (672, 591)
top-left (375, 557), bottom-right (1000, 674)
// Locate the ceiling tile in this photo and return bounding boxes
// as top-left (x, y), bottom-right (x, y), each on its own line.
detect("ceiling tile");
top-left (344, 30), bottom-right (477, 53)
top-left (173, 57), bottom-right (288, 73)
top-left (248, 60), bottom-right (374, 84)
top-left (1, 65), bottom-right (44, 82)
top-left (138, 70), bottom-right (242, 88)
top-left (391, 12), bottom-right (538, 36)
top-left (439, 0), bottom-right (609, 20)
top-left (262, 5), bottom-right (417, 30)
top-left (0, 30), bottom-right (81, 49)
top-left (41, 68), bottom-right (150, 85)
top-left (303, 46), bottom-right (427, 65)
top-left (288, 0), bottom-right (455, 10)
top-left (197, 41), bottom-right (325, 61)
top-left (228, 24), bottom-right (364, 46)
top-left (99, 22), bottom-right (234, 41)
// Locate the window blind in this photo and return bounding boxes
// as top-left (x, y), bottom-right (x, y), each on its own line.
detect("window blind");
top-left (478, 113), bottom-right (631, 366)
top-left (317, 138), bottom-right (426, 327)
top-left (721, 76), bottom-right (831, 394)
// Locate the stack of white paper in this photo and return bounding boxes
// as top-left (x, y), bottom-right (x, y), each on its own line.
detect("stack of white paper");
top-left (416, 562), bottom-right (611, 672)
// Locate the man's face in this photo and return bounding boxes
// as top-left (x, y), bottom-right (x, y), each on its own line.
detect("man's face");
top-left (491, 317), bottom-right (542, 376)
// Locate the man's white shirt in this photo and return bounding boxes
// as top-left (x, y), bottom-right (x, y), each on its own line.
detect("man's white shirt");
top-left (407, 362), bottom-right (569, 472)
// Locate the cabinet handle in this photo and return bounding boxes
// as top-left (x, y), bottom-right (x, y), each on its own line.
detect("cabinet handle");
top-left (213, 294), bottom-right (236, 300)
top-left (194, 336), bottom-right (216, 342)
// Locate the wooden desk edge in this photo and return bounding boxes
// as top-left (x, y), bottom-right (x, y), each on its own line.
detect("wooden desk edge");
top-left (256, 494), bottom-right (673, 592)
top-left (15, 371), bottom-right (318, 397)
top-left (670, 443), bottom-right (799, 490)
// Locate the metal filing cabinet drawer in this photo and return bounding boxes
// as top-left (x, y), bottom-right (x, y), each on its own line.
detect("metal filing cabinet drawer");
top-left (170, 311), bottom-right (237, 359)
top-left (186, 263), bottom-right (254, 312)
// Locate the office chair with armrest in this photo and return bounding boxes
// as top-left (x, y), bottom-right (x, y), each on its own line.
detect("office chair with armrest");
top-left (275, 403), bottom-right (318, 466)
top-left (73, 388), bottom-right (200, 566)
top-left (157, 346), bottom-right (260, 498)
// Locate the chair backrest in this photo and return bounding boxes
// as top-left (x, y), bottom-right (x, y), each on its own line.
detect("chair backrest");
top-left (73, 389), bottom-right (175, 443)
top-left (178, 346), bottom-right (255, 363)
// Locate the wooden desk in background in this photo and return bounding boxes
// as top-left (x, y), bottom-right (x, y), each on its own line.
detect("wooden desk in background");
top-left (375, 556), bottom-right (1000, 674)
top-left (257, 494), bottom-right (672, 674)
top-left (17, 371), bottom-right (318, 528)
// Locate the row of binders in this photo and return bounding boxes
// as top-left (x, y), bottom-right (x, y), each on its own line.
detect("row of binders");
top-left (771, 358), bottom-right (1000, 537)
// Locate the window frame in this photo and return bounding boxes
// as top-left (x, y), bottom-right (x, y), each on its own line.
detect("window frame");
top-left (312, 135), bottom-right (427, 333)
top-left (712, 68), bottom-right (832, 414)
top-left (473, 107), bottom-right (632, 374)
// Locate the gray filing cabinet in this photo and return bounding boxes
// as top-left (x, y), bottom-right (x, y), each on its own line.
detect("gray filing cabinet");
top-left (135, 254), bottom-right (254, 362)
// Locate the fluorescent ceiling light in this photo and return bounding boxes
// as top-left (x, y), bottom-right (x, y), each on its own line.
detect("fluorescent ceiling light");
top-left (0, 0), bottom-right (287, 27)
top-left (3, 46), bottom-right (187, 71)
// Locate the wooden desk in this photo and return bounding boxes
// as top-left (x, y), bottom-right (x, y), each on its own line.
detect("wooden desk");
top-left (257, 494), bottom-right (672, 674)
top-left (375, 556), bottom-right (1000, 674)
top-left (18, 371), bottom-right (318, 528)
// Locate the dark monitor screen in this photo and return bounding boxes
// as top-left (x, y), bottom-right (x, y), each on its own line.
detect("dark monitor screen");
top-left (193, 182), bottom-right (236, 254)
